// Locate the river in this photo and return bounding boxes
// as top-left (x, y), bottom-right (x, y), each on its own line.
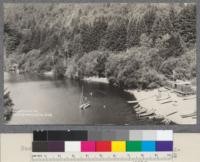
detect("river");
top-left (4, 72), bottom-right (156, 125)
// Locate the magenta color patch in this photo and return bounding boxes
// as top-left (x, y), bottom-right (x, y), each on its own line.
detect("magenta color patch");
top-left (81, 141), bottom-right (95, 152)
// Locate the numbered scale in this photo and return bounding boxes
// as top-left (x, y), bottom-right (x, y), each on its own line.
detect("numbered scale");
top-left (32, 152), bottom-right (173, 162)
top-left (32, 130), bottom-right (174, 162)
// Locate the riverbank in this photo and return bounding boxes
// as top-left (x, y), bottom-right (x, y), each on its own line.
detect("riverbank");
top-left (83, 76), bottom-right (197, 124)
top-left (3, 89), bottom-right (14, 121)
top-left (125, 87), bottom-right (196, 124)
top-left (5, 72), bottom-right (196, 125)
top-left (83, 77), bottom-right (109, 84)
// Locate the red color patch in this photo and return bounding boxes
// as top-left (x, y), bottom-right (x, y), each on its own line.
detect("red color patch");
top-left (95, 141), bottom-right (111, 152)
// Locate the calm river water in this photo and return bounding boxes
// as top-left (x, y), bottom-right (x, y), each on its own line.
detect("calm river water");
top-left (4, 72), bottom-right (156, 125)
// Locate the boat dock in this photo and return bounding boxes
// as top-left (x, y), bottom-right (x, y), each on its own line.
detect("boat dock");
top-left (126, 87), bottom-right (196, 125)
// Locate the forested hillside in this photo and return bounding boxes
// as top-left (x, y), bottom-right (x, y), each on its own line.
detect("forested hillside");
top-left (4, 3), bottom-right (196, 89)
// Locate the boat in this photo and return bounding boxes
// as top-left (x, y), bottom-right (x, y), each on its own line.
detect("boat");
top-left (149, 115), bottom-right (164, 120)
top-left (135, 106), bottom-right (143, 111)
top-left (80, 103), bottom-right (90, 110)
top-left (133, 103), bottom-right (140, 109)
top-left (181, 112), bottom-right (196, 118)
top-left (139, 109), bottom-right (156, 117)
top-left (135, 108), bottom-right (147, 114)
top-left (127, 100), bottom-right (138, 104)
top-left (160, 100), bottom-right (177, 104)
top-left (161, 118), bottom-right (172, 125)
top-left (182, 96), bottom-right (196, 100)
top-left (166, 111), bottom-right (178, 117)
top-left (79, 86), bottom-right (91, 110)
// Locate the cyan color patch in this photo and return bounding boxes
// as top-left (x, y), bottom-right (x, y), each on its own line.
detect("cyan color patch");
top-left (142, 141), bottom-right (156, 152)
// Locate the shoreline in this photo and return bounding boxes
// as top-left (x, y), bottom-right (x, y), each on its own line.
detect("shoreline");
top-left (125, 87), bottom-right (196, 125)
top-left (83, 77), bottom-right (109, 84)
top-left (81, 76), bottom-right (196, 125)
top-left (6, 73), bottom-right (196, 125)
top-left (82, 76), bottom-right (175, 124)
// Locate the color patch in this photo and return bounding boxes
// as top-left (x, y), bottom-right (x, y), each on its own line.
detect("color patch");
top-left (48, 131), bottom-right (65, 141)
top-left (126, 141), bottom-right (142, 152)
top-left (32, 141), bottom-right (48, 152)
top-left (47, 130), bottom-right (88, 141)
top-left (88, 131), bottom-right (102, 140)
top-left (48, 141), bottom-right (64, 152)
top-left (142, 130), bottom-right (157, 140)
top-left (156, 141), bottom-right (173, 151)
top-left (65, 141), bottom-right (81, 152)
top-left (142, 141), bottom-right (156, 152)
top-left (111, 141), bottom-right (126, 152)
top-left (115, 130), bottom-right (129, 140)
top-left (65, 130), bottom-right (88, 141)
top-left (81, 141), bottom-right (95, 152)
top-left (157, 130), bottom-right (173, 141)
top-left (129, 130), bottom-right (143, 140)
top-left (33, 131), bottom-right (47, 141)
top-left (101, 131), bottom-right (116, 140)
top-left (95, 141), bottom-right (111, 152)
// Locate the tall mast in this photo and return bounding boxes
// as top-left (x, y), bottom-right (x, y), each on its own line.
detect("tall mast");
top-left (79, 85), bottom-right (84, 106)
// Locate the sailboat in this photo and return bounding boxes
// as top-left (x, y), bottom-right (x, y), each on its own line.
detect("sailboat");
top-left (79, 86), bottom-right (91, 110)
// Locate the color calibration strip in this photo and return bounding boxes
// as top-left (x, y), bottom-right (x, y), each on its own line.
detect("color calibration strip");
top-left (32, 130), bottom-right (173, 152)
top-left (33, 140), bottom-right (173, 152)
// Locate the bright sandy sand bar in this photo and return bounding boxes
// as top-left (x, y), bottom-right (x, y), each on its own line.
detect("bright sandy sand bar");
top-left (126, 88), bottom-right (196, 124)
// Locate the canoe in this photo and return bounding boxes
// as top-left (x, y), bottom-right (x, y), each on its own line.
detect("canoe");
top-left (139, 109), bottom-right (156, 117)
top-left (160, 100), bottom-right (177, 104)
top-left (80, 103), bottom-right (90, 110)
top-left (181, 112), bottom-right (196, 118)
top-left (128, 100), bottom-right (138, 104)
top-left (166, 111), bottom-right (178, 117)
top-left (135, 106), bottom-right (142, 111)
top-left (136, 108), bottom-right (147, 114)
top-left (133, 104), bottom-right (140, 109)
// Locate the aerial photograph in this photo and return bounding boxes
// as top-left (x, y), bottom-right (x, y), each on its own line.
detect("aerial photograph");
top-left (3, 3), bottom-right (196, 125)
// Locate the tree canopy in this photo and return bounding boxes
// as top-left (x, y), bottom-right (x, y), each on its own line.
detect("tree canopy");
top-left (4, 3), bottom-right (196, 89)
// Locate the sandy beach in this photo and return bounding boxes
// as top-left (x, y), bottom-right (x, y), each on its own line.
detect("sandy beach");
top-left (83, 77), bottom-right (109, 84)
top-left (126, 87), bottom-right (196, 124)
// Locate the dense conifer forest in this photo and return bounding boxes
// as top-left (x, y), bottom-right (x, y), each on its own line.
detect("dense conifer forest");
top-left (4, 3), bottom-right (196, 89)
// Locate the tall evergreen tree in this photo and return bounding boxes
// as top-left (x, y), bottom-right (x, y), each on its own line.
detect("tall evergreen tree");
top-left (92, 16), bottom-right (108, 50)
top-left (79, 23), bottom-right (94, 53)
top-left (169, 5), bottom-right (177, 29)
top-left (127, 18), bottom-right (139, 48)
top-left (174, 4), bottom-right (196, 46)
top-left (142, 6), bottom-right (157, 35)
top-left (100, 16), bottom-right (127, 51)
top-left (151, 16), bottom-right (173, 45)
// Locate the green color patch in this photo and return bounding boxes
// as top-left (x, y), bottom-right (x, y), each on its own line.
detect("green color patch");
top-left (126, 141), bottom-right (142, 152)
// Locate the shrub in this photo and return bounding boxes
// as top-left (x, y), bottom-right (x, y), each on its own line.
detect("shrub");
top-left (160, 48), bottom-right (196, 80)
top-left (3, 89), bottom-right (14, 121)
top-left (77, 50), bottom-right (109, 78)
top-left (138, 68), bottom-right (165, 89)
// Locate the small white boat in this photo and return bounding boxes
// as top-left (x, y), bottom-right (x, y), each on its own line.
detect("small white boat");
top-left (136, 108), bottom-right (147, 114)
top-left (139, 109), bottom-right (156, 117)
top-left (80, 103), bottom-right (91, 110)
top-left (79, 86), bottom-right (91, 110)
top-left (127, 100), bottom-right (138, 104)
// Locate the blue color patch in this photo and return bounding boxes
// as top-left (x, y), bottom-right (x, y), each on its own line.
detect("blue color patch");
top-left (142, 141), bottom-right (156, 152)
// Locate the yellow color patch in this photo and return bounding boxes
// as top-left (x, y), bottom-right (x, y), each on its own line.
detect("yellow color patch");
top-left (111, 141), bottom-right (126, 152)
